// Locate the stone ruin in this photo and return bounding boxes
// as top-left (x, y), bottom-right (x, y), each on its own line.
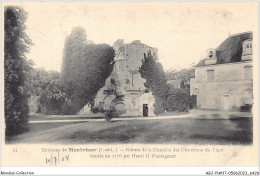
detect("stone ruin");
top-left (80, 39), bottom-right (158, 117)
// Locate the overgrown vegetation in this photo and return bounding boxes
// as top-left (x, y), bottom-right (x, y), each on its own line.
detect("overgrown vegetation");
top-left (165, 88), bottom-right (196, 112)
top-left (139, 52), bottom-right (169, 114)
top-left (25, 68), bottom-right (71, 114)
top-left (139, 52), bottom-right (195, 115)
top-left (61, 27), bottom-right (115, 114)
top-left (165, 67), bottom-right (195, 89)
top-left (4, 7), bottom-right (33, 136)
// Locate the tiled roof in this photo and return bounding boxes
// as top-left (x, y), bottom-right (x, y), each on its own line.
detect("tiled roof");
top-left (196, 32), bottom-right (252, 67)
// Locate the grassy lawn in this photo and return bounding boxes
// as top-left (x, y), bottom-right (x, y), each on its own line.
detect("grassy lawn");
top-left (6, 117), bottom-right (252, 145)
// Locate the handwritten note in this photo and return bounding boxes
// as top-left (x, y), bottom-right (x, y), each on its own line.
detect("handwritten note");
top-left (45, 152), bottom-right (69, 165)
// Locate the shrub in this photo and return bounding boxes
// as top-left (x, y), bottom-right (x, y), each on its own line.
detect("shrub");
top-left (25, 68), bottom-right (72, 115)
top-left (165, 88), bottom-right (191, 112)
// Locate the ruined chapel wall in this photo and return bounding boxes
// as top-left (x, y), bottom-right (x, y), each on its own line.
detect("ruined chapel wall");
top-left (94, 40), bottom-right (157, 116)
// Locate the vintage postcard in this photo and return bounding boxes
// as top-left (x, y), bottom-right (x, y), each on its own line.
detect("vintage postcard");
top-left (1, 0), bottom-right (259, 174)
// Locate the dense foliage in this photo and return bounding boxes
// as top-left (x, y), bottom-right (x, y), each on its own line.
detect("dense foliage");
top-left (140, 53), bottom-right (196, 114)
top-left (4, 7), bottom-right (33, 136)
top-left (25, 68), bottom-right (71, 114)
top-left (139, 52), bottom-right (169, 114)
top-left (61, 27), bottom-right (115, 114)
top-left (165, 68), bottom-right (197, 110)
top-left (165, 88), bottom-right (195, 112)
top-left (165, 68), bottom-right (195, 89)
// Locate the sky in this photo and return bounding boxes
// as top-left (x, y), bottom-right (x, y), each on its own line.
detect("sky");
top-left (3, 1), bottom-right (258, 72)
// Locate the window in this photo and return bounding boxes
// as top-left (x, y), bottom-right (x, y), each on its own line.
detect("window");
top-left (209, 51), bottom-right (213, 58)
top-left (111, 78), bottom-right (116, 85)
top-left (246, 44), bottom-right (252, 50)
top-left (243, 41), bottom-right (253, 55)
top-left (194, 88), bottom-right (199, 95)
top-left (207, 70), bottom-right (214, 82)
top-left (244, 66), bottom-right (252, 80)
top-left (125, 79), bottom-right (130, 84)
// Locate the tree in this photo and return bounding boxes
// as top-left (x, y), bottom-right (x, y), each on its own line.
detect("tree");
top-left (140, 52), bottom-right (196, 114)
top-left (165, 68), bottom-right (196, 110)
top-left (61, 27), bottom-right (115, 114)
top-left (139, 52), bottom-right (169, 115)
top-left (25, 68), bottom-right (71, 114)
top-left (165, 68), bottom-right (195, 90)
top-left (4, 7), bottom-right (33, 136)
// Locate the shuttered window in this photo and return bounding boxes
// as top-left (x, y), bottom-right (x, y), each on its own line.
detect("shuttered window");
top-left (207, 70), bottom-right (214, 82)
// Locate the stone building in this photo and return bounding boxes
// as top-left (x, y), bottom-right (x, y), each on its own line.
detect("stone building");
top-left (190, 32), bottom-right (253, 111)
top-left (94, 40), bottom-right (158, 116)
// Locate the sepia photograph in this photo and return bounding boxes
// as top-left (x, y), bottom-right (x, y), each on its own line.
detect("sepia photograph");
top-left (1, 0), bottom-right (259, 173)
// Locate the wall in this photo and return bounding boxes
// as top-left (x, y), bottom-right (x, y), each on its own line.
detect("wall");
top-left (190, 61), bottom-right (253, 110)
top-left (94, 40), bottom-right (157, 116)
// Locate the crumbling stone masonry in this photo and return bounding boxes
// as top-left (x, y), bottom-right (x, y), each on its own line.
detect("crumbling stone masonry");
top-left (94, 40), bottom-right (158, 116)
